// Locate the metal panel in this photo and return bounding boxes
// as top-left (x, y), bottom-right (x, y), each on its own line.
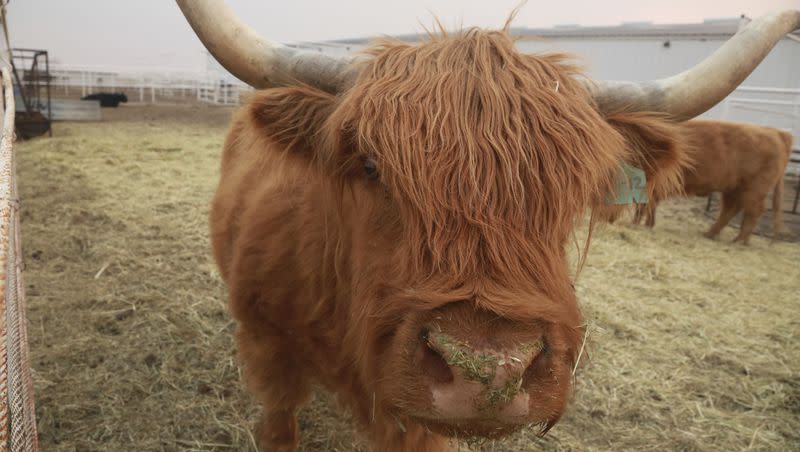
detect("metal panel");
top-left (47, 99), bottom-right (102, 121)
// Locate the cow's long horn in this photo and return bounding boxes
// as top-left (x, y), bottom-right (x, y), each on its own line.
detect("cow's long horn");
top-left (175, 0), bottom-right (355, 92)
top-left (588, 10), bottom-right (800, 120)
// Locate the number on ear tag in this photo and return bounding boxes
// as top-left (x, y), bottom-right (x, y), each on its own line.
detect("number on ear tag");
top-left (606, 162), bottom-right (648, 205)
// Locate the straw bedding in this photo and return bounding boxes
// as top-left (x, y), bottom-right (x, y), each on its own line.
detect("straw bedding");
top-left (16, 104), bottom-right (799, 451)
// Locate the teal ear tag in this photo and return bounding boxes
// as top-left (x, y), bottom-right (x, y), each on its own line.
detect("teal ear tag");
top-left (606, 162), bottom-right (648, 205)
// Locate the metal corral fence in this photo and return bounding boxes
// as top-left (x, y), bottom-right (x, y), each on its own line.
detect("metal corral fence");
top-left (719, 86), bottom-right (800, 150)
top-left (0, 65), bottom-right (39, 450)
top-left (46, 66), bottom-right (252, 106)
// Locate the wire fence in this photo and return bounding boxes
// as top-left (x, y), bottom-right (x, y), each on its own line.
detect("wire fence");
top-left (0, 65), bottom-right (39, 451)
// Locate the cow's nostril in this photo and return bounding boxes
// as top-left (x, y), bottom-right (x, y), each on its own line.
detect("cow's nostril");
top-left (419, 332), bottom-right (454, 384)
top-left (522, 341), bottom-right (547, 386)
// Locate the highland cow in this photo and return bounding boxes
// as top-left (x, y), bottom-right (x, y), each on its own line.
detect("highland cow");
top-left (176, 1), bottom-right (800, 450)
top-left (633, 120), bottom-right (794, 244)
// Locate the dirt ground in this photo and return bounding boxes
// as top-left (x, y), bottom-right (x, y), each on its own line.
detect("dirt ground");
top-left (16, 104), bottom-right (800, 451)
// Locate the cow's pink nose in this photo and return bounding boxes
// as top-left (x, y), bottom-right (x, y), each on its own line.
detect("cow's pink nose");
top-left (416, 329), bottom-right (544, 420)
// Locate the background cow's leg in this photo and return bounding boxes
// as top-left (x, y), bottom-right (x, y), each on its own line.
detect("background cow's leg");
top-left (704, 191), bottom-right (741, 239)
top-left (236, 326), bottom-right (311, 452)
top-left (642, 201), bottom-right (658, 228)
top-left (733, 189), bottom-right (767, 245)
top-left (632, 204), bottom-right (644, 225)
top-left (645, 203), bottom-right (656, 228)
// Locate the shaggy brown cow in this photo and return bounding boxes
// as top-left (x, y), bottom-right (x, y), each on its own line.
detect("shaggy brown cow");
top-left (176, 2), bottom-right (800, 450)
top-left (632, 120), bottom-right (794, 244)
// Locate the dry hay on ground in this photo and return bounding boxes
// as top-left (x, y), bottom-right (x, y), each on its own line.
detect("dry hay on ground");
top-left (17, 105), bottom-right (800, 451)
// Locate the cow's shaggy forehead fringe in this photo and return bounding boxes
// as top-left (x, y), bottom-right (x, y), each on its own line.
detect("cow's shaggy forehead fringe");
top-left (329, 29), bottom-right (629, 294)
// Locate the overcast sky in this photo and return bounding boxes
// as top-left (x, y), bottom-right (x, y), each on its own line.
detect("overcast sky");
top-left (8, 0), bottom-right (799, 72)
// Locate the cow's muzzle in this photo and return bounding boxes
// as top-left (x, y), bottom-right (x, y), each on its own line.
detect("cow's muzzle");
top-left (415, 328), bottom-right (545, 422)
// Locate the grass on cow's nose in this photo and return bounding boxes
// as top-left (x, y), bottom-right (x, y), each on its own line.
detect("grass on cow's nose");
top-left (482, 375), bottom-right (525, 407)
top-left (429, 331), bottom-right (499, 385)
top-left (428, 331), bottom-right (544, 388)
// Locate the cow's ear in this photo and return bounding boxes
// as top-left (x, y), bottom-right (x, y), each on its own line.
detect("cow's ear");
top-left (248, 85), bottom-right (336, 156)
top-left (604, 111), bottom-right (691, 208)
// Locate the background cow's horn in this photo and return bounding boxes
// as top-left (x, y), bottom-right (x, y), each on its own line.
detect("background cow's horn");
top-left (587, 10), bottom-right (800, 120)
top-left (175, 0), bottom-right (355, 92)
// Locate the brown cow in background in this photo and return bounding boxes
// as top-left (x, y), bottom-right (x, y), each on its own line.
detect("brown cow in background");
top-left (634, 120), bottom-right (793, 244)
top-left (176, 1), bottom-right (800, 450)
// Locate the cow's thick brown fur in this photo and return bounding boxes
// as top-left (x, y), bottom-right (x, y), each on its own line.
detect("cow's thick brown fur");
top-left (633, 119), bottom-right (793, 244)
top-left (211, 29), bottom-right (688, 451)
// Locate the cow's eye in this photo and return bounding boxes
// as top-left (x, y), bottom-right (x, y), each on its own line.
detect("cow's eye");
top-left (362, 157), bottom-right (379, 180)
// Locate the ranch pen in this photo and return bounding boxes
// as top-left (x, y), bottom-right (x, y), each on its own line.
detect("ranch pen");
top-left (0, 3), bottom-right (40, 451)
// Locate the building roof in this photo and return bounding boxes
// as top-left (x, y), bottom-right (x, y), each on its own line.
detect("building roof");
top-left (324, 16), bottom-right (800, 46)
